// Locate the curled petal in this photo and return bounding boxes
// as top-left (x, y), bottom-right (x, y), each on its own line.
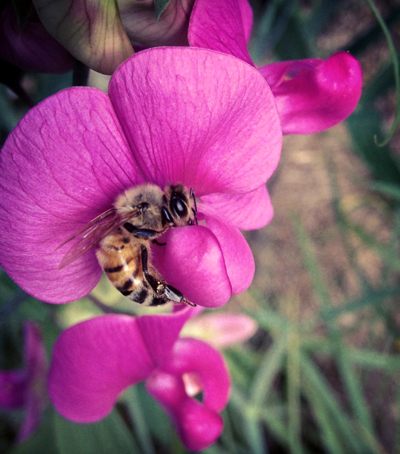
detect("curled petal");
top-left (259, 52), bottom-right (363, 134)
top-left (48, 315), bottom-right (155, 422)
top-left (200, 206), bottom-right (255, 295)
top-left (161, 338), bottom-right (230, 412)
top-left (0, 5), bottom-right (73, 73)
top-left (189, 0), bottom-right (253, 65)
top-left (32, 0), bottom-right (133, 74)
top-left (146, 338), bottom-right (229, 451)
top-left (201, 185), bottom-right (274, 230)
top-left (120, 0), bottom-right (195, 46)
top-left (152, 226), bottom-right (232, 308)
top-left (136, 306), bottom-right (198, 367)
top-left (109, 47), bottom-right (281, 195)
top-left (0, 88), bottom-right (143, 303)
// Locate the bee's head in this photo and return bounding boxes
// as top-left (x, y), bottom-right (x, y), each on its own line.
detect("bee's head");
top-left (163, 184), bottom-right (197, 227)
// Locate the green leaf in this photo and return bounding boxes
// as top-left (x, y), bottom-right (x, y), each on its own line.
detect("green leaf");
top-left (154, 0), bottom-right (170, 20)
top-left (54, 409), bottom-right (139, 454)
top-left (10, 410), bottom-right (58, 454)
top-left (249, 331), bottom-right (288, 405)
top-left (347, 110), bottom-right (400, 184)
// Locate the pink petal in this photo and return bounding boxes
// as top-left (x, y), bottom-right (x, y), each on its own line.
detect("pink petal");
top-left (182, 312), bottom-right (258, 348)
top-left (48, 315), bottom-right (155, 422)
top-left (32, 0), bottom-right (133, 74)
top-left (163, 338), bottom-right (230, 411)
top-left (189, 0), bottom-right (253, 65)
top-left (48, 310), bottom-right (194, 422)
top-left (151, 226), bottom-right (232, 308)
top-left (259, 52), bottom-right (363, 134)
top-left (0, 87), bottom-right (143, 303)
top-left (109, 47), bottom-right (281, 195)
top-left (16, 389), bottom-right (44, 443)
top-left (201, 185), bottom-right (274, 230)
top-left (0, 5), bottom-right (74, 73)
top-left (0, 370), bottom-right (26, 408)
top-left (17, 322), bottom-right (47, 443)
top-left (25, 322), bottom-right (47, 382)
top-left (200, 206), bottom-right (255, 294)
top-left (121, 0), bottom-right (195, 46)
top-left (238, 0), bottom-right (254, 42)
top-left (146, 337), bottom-right (230, 451)
top-left (147, 372), bottom-right (223, 451)
top-left (135, 306), bottom-right (198, 366)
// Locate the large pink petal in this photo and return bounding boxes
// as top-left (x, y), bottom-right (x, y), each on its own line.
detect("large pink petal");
top-left (259, 52), bottom-right (362, 134)
top-left (120, 0), bottom-right (195, 46)
top-left (0, 87), bottom-right (143, 303)
top-left (109, 47), bottom-right (281, 195)
top-left (189, 0), bottom-right (253, 65)
top-left (201, 185), bottom-right (274, 230)
top-left (151, 226), bottom-right (232, 308)
top-left (0, 5), bottom-right (74, 73)
top-left (146, 337), bottom-right (229, 451)
top-left (48, 315), bottom-right (155, 422)
top-left (200, 206), bottom-right (255, 294)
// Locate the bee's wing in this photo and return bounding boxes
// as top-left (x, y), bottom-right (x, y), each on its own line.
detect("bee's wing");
top-left (57, 207), bottom-right (141, 270)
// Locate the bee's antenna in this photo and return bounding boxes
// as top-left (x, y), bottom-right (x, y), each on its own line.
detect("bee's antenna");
top-left (190, 188), bottom-right (198, 225)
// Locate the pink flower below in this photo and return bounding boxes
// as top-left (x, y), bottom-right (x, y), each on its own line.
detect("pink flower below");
top-left (47, 307), bottom-right (230, 451)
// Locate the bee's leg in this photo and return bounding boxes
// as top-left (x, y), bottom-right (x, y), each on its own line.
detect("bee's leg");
top-left (152, 239), bottom-right (166, 246)
top-left (140, 245), bottom-right (162, 292)
top-left (140, 245), bottom-right (196, 307)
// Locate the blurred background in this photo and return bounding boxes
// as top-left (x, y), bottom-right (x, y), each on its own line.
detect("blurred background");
top-left (1, 0), bottom-right (400, 452)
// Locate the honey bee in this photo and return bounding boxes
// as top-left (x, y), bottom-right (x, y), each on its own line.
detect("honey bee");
top-left (57, 183), bottom-right (198, 307)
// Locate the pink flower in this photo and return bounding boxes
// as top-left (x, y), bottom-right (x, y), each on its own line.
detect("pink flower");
top-left (0, 47), bottom-right (281, 307)
top-left (0, 322), bottom-right (47, 443)
top-left (48, 307), bottom-right (230, 451)
top-left (188, 0), bottom-right (363, 135)
top-left (0, 3), bottom-right (74, 73)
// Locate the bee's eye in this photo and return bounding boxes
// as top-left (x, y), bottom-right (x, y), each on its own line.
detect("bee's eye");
top-left (171, 197), bottom-right (188, 219)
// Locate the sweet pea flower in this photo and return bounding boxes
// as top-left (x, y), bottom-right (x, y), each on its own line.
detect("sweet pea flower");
top-left (0, 3), bottom-right (74, 74)
top-left (0, 47), bottom-right (281, 307)
top-left (188, 0), bottom-right (363, 135)
top-left (48, 307), bottom-right (230, 451)
top-left (0, 322), bottom-right (47, 442)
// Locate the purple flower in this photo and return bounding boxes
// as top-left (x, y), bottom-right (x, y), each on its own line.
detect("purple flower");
top-left (188, 0), bottom-right (363, 135)
top-left (0, 4), bottom-right (74, 73)
top-left (48, 307), bottom-right (230, 451)
top-left (0, 322), bottom-right (47, 442)
top-left (0, 47), bottom-right (281, 307)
